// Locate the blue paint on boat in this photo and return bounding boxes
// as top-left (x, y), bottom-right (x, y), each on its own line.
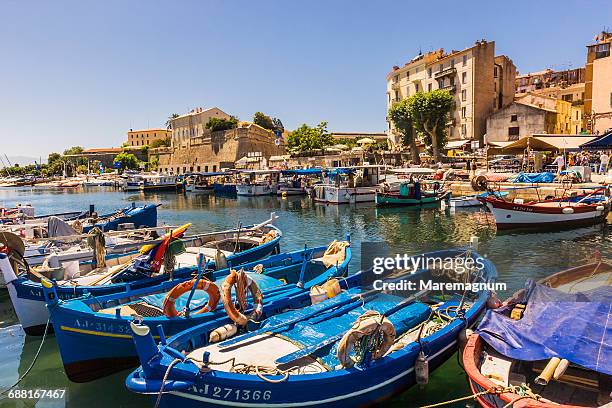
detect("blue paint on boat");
top-left (5, 224), bottom-right (282, 336)
top-left (43, 241), bottom-right (351, 382)
top-left (126, 248), bottom-right (497, 408)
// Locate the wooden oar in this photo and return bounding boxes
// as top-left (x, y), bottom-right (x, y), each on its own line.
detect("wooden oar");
top-left (274, 289), bottom-right (429, 365)
top-left (218, 290), bottom-right (377, 349)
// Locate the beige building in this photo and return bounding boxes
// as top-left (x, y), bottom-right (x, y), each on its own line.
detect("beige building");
top-left (523, 82), bottom-right (586, 133)
top-left (515, 67), bottom-right (585, 95)
top-left (386, 39), bottom-right (516, 149)
top-left (585, 31), bottom-right (612, 134)
top-left (154, 122), bottom-right (284, 174)
top-left (127, 129), bottom-right (171, 147)
top-left (170, 107), bottom-right (231, 148)
top-left (514, 93), bottom-right (581, 135)
top-left (486, 103), bottom-right (557, 143)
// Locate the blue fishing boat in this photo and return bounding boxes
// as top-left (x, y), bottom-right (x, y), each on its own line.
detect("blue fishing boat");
top-left (0, 215), bottom-right (282, 335)
top-left (126, 248), bottom-right (497, 408)
top-left (212, 171), bottom-right (238, 197)
top-left (42, 239), bottom-right (351, 382)
top-left (29, 203), bottom-right (159, 233)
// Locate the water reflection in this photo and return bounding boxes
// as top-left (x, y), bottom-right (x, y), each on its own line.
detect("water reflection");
top-left (0, 187), bottom-right (610, 407)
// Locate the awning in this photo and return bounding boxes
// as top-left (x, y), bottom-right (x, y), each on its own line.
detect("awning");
top-left (580, 130), bottom-right (612, 150)
top-left (487, 141), bottom-right (514, 148)
top-left (501, 135), bottom-right (596, 152)
top-left (282, 168), bottom-right (324, 176)
top-left (445, 140), bottom-right (469, 149)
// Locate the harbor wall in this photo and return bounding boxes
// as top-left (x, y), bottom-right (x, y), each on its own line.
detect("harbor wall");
top-left (152, 123), bottom-right (284, 174)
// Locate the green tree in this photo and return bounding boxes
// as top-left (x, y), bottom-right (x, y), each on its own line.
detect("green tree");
top-left (407, 90), bottom-right (453, 162)
top-left (205, 116), bottom-right (239, 132)
top-left (150, 154), bottom-right (160, 169)
top-left (113, 152), bottom-right (140, 171)
top-left (286, 121), bottom-right (333, 152)
top-left (47, 152), bottom-right (62, 164)
top-left (389, 99), bottom-right (420, 163)
top-left (166, 113), bottom-right (180, 129)
top-left (150, 136), bottom-right (171, 148)
top-left (63, 146), bottom-right (84, 156)
top-left (253, 112), bottom-right (275, 130)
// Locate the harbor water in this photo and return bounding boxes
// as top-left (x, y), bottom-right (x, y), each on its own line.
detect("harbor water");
top-left (1, 187), bottom-right (611, 407)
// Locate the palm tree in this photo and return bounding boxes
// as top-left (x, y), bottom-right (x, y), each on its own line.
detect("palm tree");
top-left (166, 113), bottom-right (180, 130)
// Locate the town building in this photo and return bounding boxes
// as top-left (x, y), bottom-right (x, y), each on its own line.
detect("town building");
top-left (127, 129), bottom-right (171, 147)
top-left (515, 67), bottom-right (585, 95)
top-left (170, 107), bottom-right (231, 148)
top-left (486, 102), bottom-right (556, 143)
top-left (585, 31), bottom-right (612, 134)
top-left (386, 39), bottom-right (516, 149)
top-left (514, 93), bottom-right (580, 135)
top-left (528, 83), bottom-right (586, 133)
top-left (154, 122), bottom-right (284, 174)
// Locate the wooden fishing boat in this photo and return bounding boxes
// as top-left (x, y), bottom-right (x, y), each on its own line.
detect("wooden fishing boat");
top-left (212, 171), bottom-right (239, 197)
top-left (236, 170), bottom-right (281, 196)
top-left (184, 172), bottom-right (221, 194)
top-left (10, 203), bottom-right (159, 236)
top-left (0, 215), bottom-right (282, 335)
top-left (277, 169), bottom-right (324, 196)
top-left (376, 181), bottom-right (450, 207)
top-left (126, 248), bottom-right (497, 408)
top-left (480, 188), bottom-right (610, 230)
top-left (463, 261), bottom-right (612, 408)
top-left (43, 239), bottom-right (351, 382)
top-left (313, 166), bottom-right (388, 204)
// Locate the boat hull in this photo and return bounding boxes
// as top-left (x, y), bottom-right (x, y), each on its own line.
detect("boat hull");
top-left (484, 200), bottom-right (609, 230)
top-left (236, 184), bottom-right (278, 196)
top-left (277, 187), bottom-right (305, 196)
top-left (375, 191), bottom-right (449, 207)
top-left (213, 183), bottom-right (237, 197)
top-left (313, 185), bottom-right (377, 204)
top-left (132, 300), bottom-right (485, 408)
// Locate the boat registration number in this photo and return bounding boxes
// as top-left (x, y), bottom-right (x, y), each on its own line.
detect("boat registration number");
top-left (190, 385), bottom-right (272, 401)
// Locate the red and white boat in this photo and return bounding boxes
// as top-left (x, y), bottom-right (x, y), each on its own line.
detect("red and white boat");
top-left (462, 261), bottom-right (612, 408)
top-left (480, 191), bottom-right (610, 230)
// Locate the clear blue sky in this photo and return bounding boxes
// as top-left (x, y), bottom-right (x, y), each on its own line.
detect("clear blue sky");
top-left (2, 0), bottom-right (611, 160)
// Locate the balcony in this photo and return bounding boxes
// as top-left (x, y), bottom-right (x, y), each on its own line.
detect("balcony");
top-left (441, 84), bottom-right (456, 94)
top-left (434, 67), bottom-right (457, 79)
top-left (391, 82), bottom-right (400, 90)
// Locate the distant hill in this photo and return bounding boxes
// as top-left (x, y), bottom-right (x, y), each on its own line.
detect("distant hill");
top-left (1, 156), bottom-right (44, 166)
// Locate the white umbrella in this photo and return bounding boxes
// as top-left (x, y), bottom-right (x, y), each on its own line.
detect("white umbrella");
top-left (356, 137), bottom-right (376, 145)
top-left (332, 144), bottom-right (350, 150)
top-left (351, 146), bottom-right (364, 152)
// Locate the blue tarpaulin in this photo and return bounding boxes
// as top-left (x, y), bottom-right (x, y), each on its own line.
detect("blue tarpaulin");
top-left (325, 168), bottom-right (355, 177)
top-left (478, 280), bottom-right (611, 375)
top-left (281, 168), bottom-right (324, 176)
top-left (511, 172), bottom-right (556, 183)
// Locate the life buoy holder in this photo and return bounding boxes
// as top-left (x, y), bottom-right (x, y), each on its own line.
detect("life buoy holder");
top-left (222, 268), bottom-right (263, 326)
top-left (162, 278), bottom-right (220, 318)
top-left (337, 310), bottom-right (396, 367)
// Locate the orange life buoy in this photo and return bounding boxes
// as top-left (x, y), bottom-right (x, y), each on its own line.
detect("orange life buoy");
top-left (162, 278), bottom-right (221, 318)
top-left (221, 268), bottom-right (263, 326)
top-left (337, 310), bottom-right (396, 367)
